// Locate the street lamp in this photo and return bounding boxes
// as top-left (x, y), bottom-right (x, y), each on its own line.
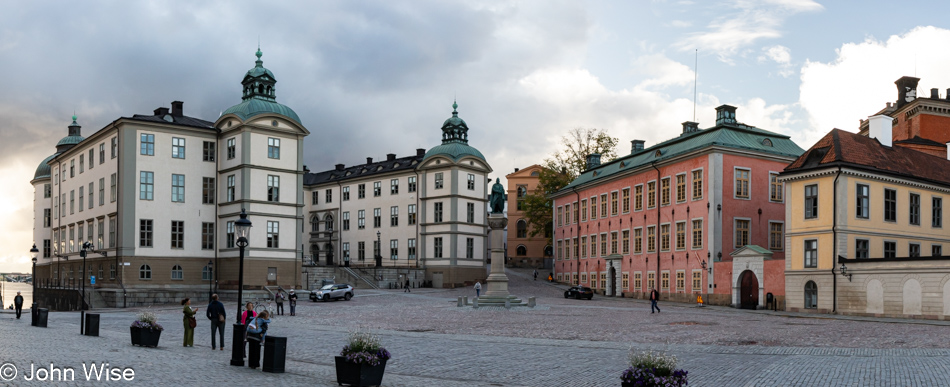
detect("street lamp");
top-left (230, 208), bottom-right (252, 367)
top-left (30, 244), bottom-right (39, 325)
top-left (839, 263), bottom-right (852, 282)
top-left (376, 231), bottom-right (382, 267)
top-left (207, 260), bottom-right (213, 302)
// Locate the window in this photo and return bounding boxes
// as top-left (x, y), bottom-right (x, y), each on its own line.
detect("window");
top-left (676, 174), bottom-right (687, 203)
top-left (390, 240), bottom-right (398, 260)
top-left (608, 231), bottom-right (617, 254)
top-left (44, 183), bottom-right (51, 198)
top-left (358, 210), bottom-right (365, 229)
top-left (139, 264), bottom-right (151, 280)
top-left (634, 228), bottom-right (642, 254)
top-left (856, 184), bottom-right (869, 219)
top-left (99, 143), bottom-right (105, 164)
top-left (804, 185), bottom-right (818, 219)
top-left (171, 221), bottom-right (184, 249)
top-left (580, 199), bottom-right (587, 221)
top-left (557, 206), bottom-right (563, 227)
top-left (933, 245), bottom-right (942, 257)
top-left (408, 204), bottom-right (417, 225)
top-left (202, 222), bottom-right (214, 250)
top-left (590, 197), bottom-right (597, 219)
top-left (99, 178), bottom-right (104, 206)
top-left (692, 170), bottom-right (703, 200)
top-left (622, 230), bottom-right (630, 254)
top-left (140, 219), bottom-right (153, 247)
top-left (390, 206), bottom-right (399, 226)
top-left (856, 239), bottom-right (869, 259)
top-left (621, 188), bottom-right (630, 213)
top-left (661, 272), bottom-right (670, 290)
top-left (517, 245), bottom-right (527, 256)
top-left (87, 221), bottom-right (93, 245)
top-left (622, 273), bottom-right (629, 290)
top-left (202, 265), bottom-right (212, 281)
top-left (769, 222), bottom-right (783, 251)
top-left (518, 186), bottom-right (528, 211)
top-left (203, 141), bottom-right (215, 162)
top-left (884, 188), bottom-right (897, 222)
top-left (267, 137), bottom-right (280, 159)
top-left (78, 223), bottom-right (84, 246)
top-left (804, 240), bottom-right (817, 268)
top-left (466, 238), bottom-right (474, 259)
top-left (661, 177), bottom-right (671, 206)
top-left (611, 192), bottom-right (618, 215)
top-left (735, 219), bottom-right (749, 248)
top-left (408, 239), bottom-right (416, 259)
top-left (633, 185), bottom-right (643, 211)
top-left (390, 179), bottom-right (399, 195)
top-left (266, 221), bottom-right (279, 248)
top-left (735, 169), bottom-right (750, 198)
top-left (226, 138), bottom-right (236, 159)
top-left (909, 243), bottom-right (921, 258)
top-left (358, 184), bottom-right (365, 199)
top-left (267, 175), bottom-right (279, 202)
top-left (467, 173), bottom-right (475, 190)
top-left (110, 173), bottom-right (116, 202)
top-left (435, 173), bottom-right (444, 189)
top-left (69, 190), bottom-right (74, 214)
top-left (467, 203), bottom-right (475, 223)
top-left (90, 149), bottom-right (95, 170)
top-left (574, 203), bottom-right (579, 223)
top-left (647, 226), bottom-right (656, 253)
top-left (574, 237), bottom-right (580, 258)
top-left (171, 265), bottom-right (183, 280)
top-left (79, 154), bottom-right (84, 173)
top-left (358, 242), bottom-right (365, 261)
top-left (342, 212), bottom-right (350, 231)
top-left (140, 171), bottom-right (154, 200)
top-left (692, 271), bottom-right (701, 292)
top-left (326, 189), bottom-right (332, 203)
top-left (172, 137), bottom-right (185, 159)
top-left (310, 216), bottom-right (318, 232)
top-left (109, 218), bottom-right (116, 248)
top-left (804, 281), bottom-right (817, 309)
top-left (140, 134), bottom-right (154, 155)
top-left (647, 182), bottom-right (656, 208)
top-left (373, 208), bottom-right (381, 228)
top-left (227, 175), bottom-right (235, 202)
top-left (373, 181), bottom-right (381, 197)
top-left (202, 177), bottom-right (215, 204)
top-left (557, 241), bottom-right (563, 260)
top-left (599, 234), bottom-right (606, 257)
top-left (434, 237), bottom-right (443, 258)
top-left (78, 187), bottom-right (83, 212)
top-left (408, 176), bottom-right (417, 192)
top-left (434, 202), bottom-right (443, 222)
top-left (660, 224), bottom-right (670, 251)
top-left (909, 193), bottom-right (920, 225)
top-left (43, 209), bottom-right (51, 228)
top-left (675, 222), bottom-right (685, 250)
top-left (692, 220), bottom-right (703, 249)
top-left (343, 186), bottom-right (350, 201)
top-left (171, 174), bottom-right (185, 202)
top-left (342, 243), bottom-right (350, 262)
top-left (635, 272), bottom-right (642, 290)
top-left (600, 194), bottom-right (608, 217)
top-left (676, 271), bottom-right (685, 291)
top-left (934, 197), bottom-right (943, 228)
top-left (43, 240), bottom-right (51, 258)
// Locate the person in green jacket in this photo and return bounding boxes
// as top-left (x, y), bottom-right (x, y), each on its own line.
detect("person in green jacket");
top-left (182, 298), bottom-right (198, 347)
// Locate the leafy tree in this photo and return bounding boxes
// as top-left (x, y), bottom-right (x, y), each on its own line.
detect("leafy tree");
top-left (521, 128), bottom-right (619, 244)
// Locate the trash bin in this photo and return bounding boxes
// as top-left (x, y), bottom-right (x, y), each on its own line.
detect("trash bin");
top-left (31, 303), bottom-right (38, 326)
top-left (37, 308), bottom-right (49, 328)
top-left (84, 313), bottom-right (100, 336)
top-left (263, 336), bottom-right (287, 373)
top-left (247, 336), bottom-right (262, 369)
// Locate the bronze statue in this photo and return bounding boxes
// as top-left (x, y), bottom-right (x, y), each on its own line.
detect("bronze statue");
top-left (489, 178), bottom-right (506, 214)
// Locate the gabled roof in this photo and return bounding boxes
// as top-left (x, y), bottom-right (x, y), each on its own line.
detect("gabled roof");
top-left (783, 129), bottom-right (950, 187)
top-left (304, 154), bottom-right (423, 186)
top-left (731, 245), bottom-right (774, 256)
top-left (555, 121), bottom-right (804, 195)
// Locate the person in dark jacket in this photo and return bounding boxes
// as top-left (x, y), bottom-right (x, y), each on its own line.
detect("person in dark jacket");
top-left (650, 289), bottom-right (661, 313)
top-left (206, 294), bottom-right (227, 351)
top-left (13, 292), bottom-right (24, 319)
top-left (404, 279), bottom-right (411, 293)
top-left (288, 289), bottom-right (298, 316)
top-left (275, 289), bottom-right (285, 315)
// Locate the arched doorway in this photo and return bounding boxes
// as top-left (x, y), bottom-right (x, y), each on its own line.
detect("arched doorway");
top-left (608, 266), bottom-right (617, 297)
top-left (739, 270), bottom-right (759, 309)
top-left (325, 243), bottom-right (334, 266)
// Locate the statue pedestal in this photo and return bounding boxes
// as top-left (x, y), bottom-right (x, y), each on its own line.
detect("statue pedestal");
top-left (477, 214), bottom-right (527, 308)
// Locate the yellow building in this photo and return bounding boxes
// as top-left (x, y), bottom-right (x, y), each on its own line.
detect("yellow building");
top-left (781, 127), bottom-right (950, 318)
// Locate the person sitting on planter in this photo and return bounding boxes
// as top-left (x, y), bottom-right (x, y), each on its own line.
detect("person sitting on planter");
top-left (245, 311), bottom-right (271, 369)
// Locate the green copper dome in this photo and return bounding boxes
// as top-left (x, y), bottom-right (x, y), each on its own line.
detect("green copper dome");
top-left (222, 48), bottom-right (301, 124)
top-left (33, 153), bottom-right (58, 180)
top-left (423, 102), bottom-right (485, 162)
top-left (55, 116), bottom-right (85, 153)
top-left (56, 135), bottom-right (85, 147)
top-left (222, 98), bottom-right (301, 124)
top-left (423, 142), bottom-right (486, 162)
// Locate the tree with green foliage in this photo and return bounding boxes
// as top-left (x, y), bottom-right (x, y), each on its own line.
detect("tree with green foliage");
top-left (521, 128), bottom-right (619, 245)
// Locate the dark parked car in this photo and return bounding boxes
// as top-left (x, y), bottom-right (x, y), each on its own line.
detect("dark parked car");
top-left (564, 286), bottom-right (594, 300)
top-left (310, 284), bottom-right (354, 302)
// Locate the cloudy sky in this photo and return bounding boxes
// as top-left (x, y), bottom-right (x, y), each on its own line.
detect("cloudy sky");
top-left (2, 0), bottom-right (950, 272)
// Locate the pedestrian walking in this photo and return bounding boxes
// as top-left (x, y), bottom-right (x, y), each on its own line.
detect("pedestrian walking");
top-left (241, 302), bottom-right (256, 324)
top-left (650, 288), bottom-right (661, 313)
top-left (206, 294), bottom-right (226, 351)
top-left (182, 298), bottom-right (198, 347)
top-left (13, 292), bottom-right (24, 319)
top-left (474, 281), bottom-right (482, 298)
top-left (533, 270), bottom-right (538, 281)
top-left (288, 289), bottom-right (298, 316)
top-left (275, 289), bottom-right (285, 315)
top-left (404, 279), bottom-right (411, 293)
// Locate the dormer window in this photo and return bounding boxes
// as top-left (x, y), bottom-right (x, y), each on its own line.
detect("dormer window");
top-left (655, 150), bottom-right (663, 157)
top-left (762, 138), bottom-right (773, 147)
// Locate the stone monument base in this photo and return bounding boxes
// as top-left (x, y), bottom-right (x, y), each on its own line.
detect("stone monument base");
top-left (475, 295), bottom-right (527, 308)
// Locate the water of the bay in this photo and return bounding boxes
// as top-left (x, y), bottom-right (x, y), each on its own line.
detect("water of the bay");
top-left (1, 281), bottom-right (33, 309)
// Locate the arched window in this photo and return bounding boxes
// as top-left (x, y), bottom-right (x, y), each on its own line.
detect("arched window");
top-left (517, 186), bottom-right (527, 198)
top-left (139, 264), bottom-right (151, 280)
top-left (171, 265), bottom-right (183, 280)
top-left (517, 219), bottom-right (528, 238)
top-left (311, 216), bottom-right (319, 232)
top-left (762, 138), bottom-right (773, 147)
top-left (804, 281), bottom-right (818, 309)
top-left (258, 84), bottom-right (264, 94)
top-left (517, 245), bottom-right (527, 256)
top-left (266, 86), bottom-right (272, 95)
top-left (325, 214), bottom-right (334, 232)
top-left (310, 244), bottom-right (320, 263)
top-left (530, 171), bottom-right (540, 177)
top-left (325, 243), bottom-right (334, 261)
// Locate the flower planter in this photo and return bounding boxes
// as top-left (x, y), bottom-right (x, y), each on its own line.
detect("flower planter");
top-left (334, 356), bottom-right (387, 387)
top-left (130, 327), bottom-right (162, 347)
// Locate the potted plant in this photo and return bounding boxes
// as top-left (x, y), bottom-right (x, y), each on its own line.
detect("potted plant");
top-left (620, 349), bottom-right (688, 387)
top-left (335, 328), bottom-right (391, 387)
top-left (130, 311), bottom-right (163, 347)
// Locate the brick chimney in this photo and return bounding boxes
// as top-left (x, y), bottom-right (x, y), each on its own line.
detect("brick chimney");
top-left (171, 101), bottom-right (184, 117)
top-left (868, 115), bottom-right (893, 147)
top-left (366, 157), bottom-right (373, 165)
top-left (895, 76), bottom-right (920, 108)
top-left (335, 164), bottom-right (345, 171)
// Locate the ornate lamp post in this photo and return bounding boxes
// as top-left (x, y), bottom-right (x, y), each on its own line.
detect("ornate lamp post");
top-left (30, 244), bottom-right (39, 325)
top-left (80, 241), bottom-right (92, 335)
top-left (376, 231), bottom-right (382, 267)
top-left (207, 260), bottom-right (213, 302)
top-left (230, 208), bottom-right (252, 366)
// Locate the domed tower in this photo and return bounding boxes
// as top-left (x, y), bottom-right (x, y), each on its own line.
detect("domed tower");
top-left (32, 115), bottom-right (85, 268)
top-left (417, 102), bottom-right (492, 287)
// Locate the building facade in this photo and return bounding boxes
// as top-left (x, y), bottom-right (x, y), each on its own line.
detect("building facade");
top-left (31, 49), bottom-right (308, 305)
top-left (506, 165), bottom-right (550, 268)
top-left (301, 102), bottom-right (492, 287)
top-left (551, 105), bottom-right (804, 307)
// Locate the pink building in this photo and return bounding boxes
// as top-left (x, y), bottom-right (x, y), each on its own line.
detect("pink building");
top-left (551, 105), bottom-right (804, 307)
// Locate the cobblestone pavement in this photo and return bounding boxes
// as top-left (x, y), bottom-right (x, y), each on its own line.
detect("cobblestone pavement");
top-left (1, 268), bottom-right (949, 386)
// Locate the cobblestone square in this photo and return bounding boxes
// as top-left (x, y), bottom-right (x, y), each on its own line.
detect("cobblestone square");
top-left (2, 269), bottom-right (950, 386)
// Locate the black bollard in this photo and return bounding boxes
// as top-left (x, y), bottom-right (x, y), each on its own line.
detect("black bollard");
top-left (230, 323), bottom-right (246, 366)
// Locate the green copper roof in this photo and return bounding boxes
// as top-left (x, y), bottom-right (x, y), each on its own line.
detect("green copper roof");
top-left (56, 135), bottom-right (85, 147)
top-left (557, 120), bottom-right (805, 194)
top-left (423, 101), bottom-right (485, 162)
top-left (423, 142), bottom-right (486, 162)
top-left (222, 98), bottom-right (301, 124)
top-left (33, 153), bottom-right (58, 180)
top-left (245, 47), bottom-right (275, 79)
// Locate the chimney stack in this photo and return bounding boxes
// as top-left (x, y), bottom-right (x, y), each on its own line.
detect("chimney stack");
top-left (681, 121), bottom-right (699, 135)
top-left (416, 148), bottom-right (426, 157)
top-left (154, 107), bottom-right (170, 116)
top-left (303, 165), bottom-right (310, 173)
top-left (514, 168), bottom-right (520, 172)
top-left (715, 105), bottom-right (737, 126)
top-left (335, 164), bottom-right (345, 171)
top-left (585, 153), bottom-right (602, 170)
top-left (386, 153), bottom-right (396, 161)
top-left (932, 88), bottom-right (940, 99)
top-left (946, 89), bottom-right (950, 100)
top-left (895, 76), bottom-right (920, 108)
top-left (366, 157), bottom-right (373, 165)
top-left (171, 101), bottom-right (184, 117)
top-left (868, 115), bottom-right (893, 147)
top-left (631, 140), bottom-right (645, 153)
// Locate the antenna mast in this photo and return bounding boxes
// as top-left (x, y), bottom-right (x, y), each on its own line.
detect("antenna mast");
top-left (693, 49), bottom-right (698, 122)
